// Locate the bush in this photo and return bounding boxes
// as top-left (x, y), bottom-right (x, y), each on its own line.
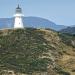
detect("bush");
top-left (72, 69), bottom-right (75, 72)
top-left (60, 71), bottom-right (70, 75)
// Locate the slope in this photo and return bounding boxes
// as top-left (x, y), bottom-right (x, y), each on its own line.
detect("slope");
top-left (0, 28), bottom-right (75, 75)
top-left (60, 27), bottom-right (75, 34)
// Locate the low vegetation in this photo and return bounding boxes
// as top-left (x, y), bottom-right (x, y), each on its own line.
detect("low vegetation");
top-left (0, 28), bottom-right (75, 75)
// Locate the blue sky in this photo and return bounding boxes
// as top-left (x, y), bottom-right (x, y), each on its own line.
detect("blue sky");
top-left (0, 0), bottom-right (75, 26)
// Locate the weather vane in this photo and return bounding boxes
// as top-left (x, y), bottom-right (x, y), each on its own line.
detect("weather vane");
top-left (17, 0), bottom-right (23, 6)
top-left (16, 0), bottom-right (19, 6)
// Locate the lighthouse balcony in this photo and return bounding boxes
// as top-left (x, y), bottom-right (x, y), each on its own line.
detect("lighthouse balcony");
top-left (14, 14), bottom-right (24, 17)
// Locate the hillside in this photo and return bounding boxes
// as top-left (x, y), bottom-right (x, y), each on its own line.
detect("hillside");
top-left (0, 28), bottom-right (75, 75)
top-left (0, 17), bottom-right (67, 31)
top-left (60, 27), bottom-right (75, 34)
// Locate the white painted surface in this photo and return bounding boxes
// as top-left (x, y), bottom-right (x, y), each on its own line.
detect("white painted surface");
top-left (14, 14), bottom-right (24, 28)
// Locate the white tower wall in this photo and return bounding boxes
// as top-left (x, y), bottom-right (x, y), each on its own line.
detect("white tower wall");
top-left (14, 15), bottom-right (24, 28)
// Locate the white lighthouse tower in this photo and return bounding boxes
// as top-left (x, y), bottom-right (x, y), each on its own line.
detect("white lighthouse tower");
top-left (14, 5), bottom-right (24, 28)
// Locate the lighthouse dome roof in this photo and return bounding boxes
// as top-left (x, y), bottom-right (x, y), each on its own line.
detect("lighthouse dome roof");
top-left (16, 4), bottom-right (21, 9)
top-left (15, 4), bottom-right (22, 14)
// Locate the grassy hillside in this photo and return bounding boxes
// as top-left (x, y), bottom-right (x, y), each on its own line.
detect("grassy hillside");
top-left (0, 28), bottom-right (75, 75)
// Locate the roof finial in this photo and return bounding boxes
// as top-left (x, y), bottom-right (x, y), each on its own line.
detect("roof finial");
top-left (16, 4), bottom-right (21, 9)
top-left (18, 4), bottom-right (20, 8)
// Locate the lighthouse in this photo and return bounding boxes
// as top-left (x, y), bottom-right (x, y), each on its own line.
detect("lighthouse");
top-left (14, 5), bottom-right (24, 28)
